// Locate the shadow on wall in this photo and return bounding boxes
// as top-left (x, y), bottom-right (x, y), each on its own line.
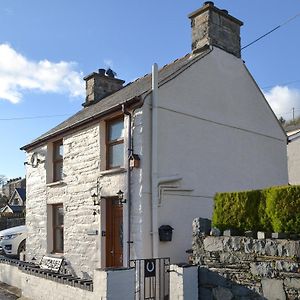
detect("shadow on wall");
top-left (199, 267), bottom-right (267, 300)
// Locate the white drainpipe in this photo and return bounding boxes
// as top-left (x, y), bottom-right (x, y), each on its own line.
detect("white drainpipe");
top-left (151, 63), bottom-right (159, 258)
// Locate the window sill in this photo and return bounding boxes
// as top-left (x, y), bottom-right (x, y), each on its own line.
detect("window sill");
top-left (49, 252), bottom-right (64, 257)
top-left (100, 168), bottom-right (126, 176)
top-left (46, 180), bottom-right (64, 187)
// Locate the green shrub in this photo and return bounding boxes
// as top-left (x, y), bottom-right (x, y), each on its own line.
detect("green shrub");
top-left (264, 186), bottom-right (300, 233)
top-left (212, 189), bottom-right (262, 232)
top-left (257, 192), bottom-right (272, 232)
top-left (212, 185), bottom-right (300, 234)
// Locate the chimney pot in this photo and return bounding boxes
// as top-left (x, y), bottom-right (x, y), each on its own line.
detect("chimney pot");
top-left (204, 1), bottom-right (214, 6)
top-left (98, 68), bottom-right (106, 75)
top-left (106, 68), bottom-right (115, 78)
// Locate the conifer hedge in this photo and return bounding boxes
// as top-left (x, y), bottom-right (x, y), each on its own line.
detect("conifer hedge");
top-left (212, 185), bottom-right (300, 233)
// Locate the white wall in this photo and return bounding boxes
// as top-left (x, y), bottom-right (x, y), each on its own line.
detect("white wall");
top-left (0, 262), bottom-right (22, 288)
top-left (155, 47), bottom-right (288, 262)
top-left (288, 137), bottom-right (300, 184)
top-left (0, 262), bottom-right (134, 300)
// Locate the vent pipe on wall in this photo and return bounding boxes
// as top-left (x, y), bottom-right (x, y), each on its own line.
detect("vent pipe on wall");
top-left (151, 63), bottom-right (159, 258)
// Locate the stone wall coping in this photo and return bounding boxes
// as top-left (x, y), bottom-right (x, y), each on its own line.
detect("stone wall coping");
top-left (172, 263), bottom-right (198, 269)
top-left (0, 257), bottom-right (93, 291)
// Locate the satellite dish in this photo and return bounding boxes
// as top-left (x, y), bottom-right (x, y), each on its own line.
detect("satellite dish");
top-left (30, 152), bottom-right (39, 168)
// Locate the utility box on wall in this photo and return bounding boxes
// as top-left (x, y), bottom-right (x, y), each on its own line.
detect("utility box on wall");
top-left (159, 225), bottom-right (174, 241)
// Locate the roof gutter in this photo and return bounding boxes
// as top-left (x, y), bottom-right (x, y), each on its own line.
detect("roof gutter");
top-left (20, 96), bottom-right (141, 151)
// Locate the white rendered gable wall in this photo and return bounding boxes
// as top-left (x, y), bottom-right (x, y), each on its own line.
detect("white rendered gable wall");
top-left (153, 47), bottom-right (288, 261)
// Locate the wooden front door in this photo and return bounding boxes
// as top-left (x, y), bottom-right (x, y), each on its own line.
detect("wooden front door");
top-left (106, 198), bottom-right (123, 267)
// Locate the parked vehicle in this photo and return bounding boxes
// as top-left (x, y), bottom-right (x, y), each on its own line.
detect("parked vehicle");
top-left (0, 225), bottom-right (27, 258)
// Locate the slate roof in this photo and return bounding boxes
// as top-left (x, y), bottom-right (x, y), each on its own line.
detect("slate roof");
top-left (9, 205), bottom-right (25, 213)
top-left (285, 124), bottom-right (300, 137)
top-left (21, 48), bottom-right (211, 151)
top-left (15, 188), bottom-right (26, 202)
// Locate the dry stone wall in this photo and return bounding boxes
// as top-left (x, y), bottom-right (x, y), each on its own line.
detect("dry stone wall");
top-left (192, 218), bottom-right (300, 300)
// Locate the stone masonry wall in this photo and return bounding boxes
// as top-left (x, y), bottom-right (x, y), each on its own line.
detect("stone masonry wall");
top-left (192, 219), bottom-right (300, 299)
top-left (26, 125), bottom-right (101, 279)
top-left (26, 108), bottom-right (146, 279)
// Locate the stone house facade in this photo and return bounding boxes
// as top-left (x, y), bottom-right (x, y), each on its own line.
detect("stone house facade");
top-left (21, 2), bottom-right (288, 279)
top-left (0, 188), bottom-right (26, 213)
top-left (1, 177), bottom-right (26, 200)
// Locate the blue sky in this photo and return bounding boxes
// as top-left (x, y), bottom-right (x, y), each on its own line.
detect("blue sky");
top-left (0, 0), bottom-right (300, 179)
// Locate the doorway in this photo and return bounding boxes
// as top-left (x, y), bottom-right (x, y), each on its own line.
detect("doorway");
top-left (106, 197), bottom-right (123, 267)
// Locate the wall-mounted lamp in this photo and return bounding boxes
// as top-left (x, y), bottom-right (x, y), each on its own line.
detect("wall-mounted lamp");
top-left (116, 190), bottom-right (126, 204)
top-left (91, 178), bottom-right (103, 215)
top-left (92, 192), bottom-right (101, 206)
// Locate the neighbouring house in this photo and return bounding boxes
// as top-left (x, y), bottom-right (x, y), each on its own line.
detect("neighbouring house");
top-left (1, 177), bottom-right (26, 200)
top-left (286, 124), bottom-right (300, 184)
top-left (21, 2), bottom-right (288, 279)
top-left (0, 187), bottom-right (26, 214)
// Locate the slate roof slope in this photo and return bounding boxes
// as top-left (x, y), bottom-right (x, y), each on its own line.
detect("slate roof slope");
top-left (21, 48), bottom-right (211, 150)
top-left (15, 188), bottom-right (26, 201)
top-left (285, 124), bottom-right (300, 137)
top-left (9, 205), bottom-right (25, 213)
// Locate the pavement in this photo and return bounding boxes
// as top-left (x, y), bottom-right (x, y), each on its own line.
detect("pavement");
top-left (0, 282), bottom-right (22, 300)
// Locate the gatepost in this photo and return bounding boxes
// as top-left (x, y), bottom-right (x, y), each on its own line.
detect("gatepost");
top-left (169, 264), bottom-right (198, 299)
top-left (93, 267), bottom-right (135, 300)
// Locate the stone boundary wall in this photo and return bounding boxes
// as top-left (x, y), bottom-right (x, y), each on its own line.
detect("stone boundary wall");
top-left (192, 221), bottom-right (300, 299)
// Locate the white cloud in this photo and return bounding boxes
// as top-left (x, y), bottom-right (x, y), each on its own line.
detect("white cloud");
top-left (104, 59), bottom-right (113, 69)
top-left (263, 86), bottom-right (300, 120)
top-left (0, 43), bottom-right (85, 103)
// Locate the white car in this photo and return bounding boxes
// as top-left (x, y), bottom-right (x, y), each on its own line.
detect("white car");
top-left (0, 225), bottom-right (27, 258)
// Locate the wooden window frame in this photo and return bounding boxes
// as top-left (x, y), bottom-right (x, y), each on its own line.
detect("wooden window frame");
top-left (52, 204), bottom-right (64, 254)
top-left (106, 116), bottom-right (124, 169)
top-left (53, 139), bottom-right (63, 182)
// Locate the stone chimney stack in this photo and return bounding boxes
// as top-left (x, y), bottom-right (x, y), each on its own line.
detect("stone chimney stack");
top-left (82, 68), bottom-right (125, 107)
top-left (188, 1), bottom-right (243, 58)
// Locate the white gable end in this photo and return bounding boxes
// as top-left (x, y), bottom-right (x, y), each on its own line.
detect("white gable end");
top-left (158, 47), bottom-right (286, 141)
